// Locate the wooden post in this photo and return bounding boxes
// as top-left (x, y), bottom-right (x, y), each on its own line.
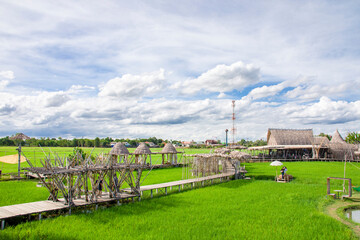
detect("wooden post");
top-left (349, 179), bottom-right (352, 197)
top-left (1, 220), bottom-right (4, 230)
top-left (327, 178), bottom-right (330, 195)
top-left (178, 185), bottom-right (181, 192)
top-left (17, 143), bottom-right (21, 178)
top-left (150, 189), bottom-right (153, 198)
top-left (165, 187), bottom-right (167, 195)
top-left (39, 213), bottom-right (42, 220)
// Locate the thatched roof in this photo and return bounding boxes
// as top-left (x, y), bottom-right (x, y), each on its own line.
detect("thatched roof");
top-left (229, 151), bottom-right (251, 160)
top-left (134, 142), bottom-right (152, 154)
top-left (313, 136), bottom-right (330, 147)
top-left (330, 130), bottom-right (347, 144)
top-left (161, 143), bottom-right (177, 154)
top-left (110, 142), bottom-right (129, 155)
top-left (214, 148), bottom-right (231, 154)
top-left (267, 129), bottom-right (313, 145)
top-left (10, 133), bottom-right (30, 141)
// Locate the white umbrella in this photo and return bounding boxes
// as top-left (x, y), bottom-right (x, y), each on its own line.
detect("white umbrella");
top-left (270, 161), bottom-right (283, 180)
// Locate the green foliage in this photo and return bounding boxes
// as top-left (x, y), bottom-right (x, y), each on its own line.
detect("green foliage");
top-left (345, 132), bottom-right (360, 144)
top-left (319, 133), bottom-right (332, 141)
top-left (94, 137), bottom-right (100, 147)
top-left (238, 139), bottom-right (267, 147)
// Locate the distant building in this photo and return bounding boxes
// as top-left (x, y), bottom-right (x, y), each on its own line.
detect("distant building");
top-left (205, 140), bottom-right (218, 145)
top-left (181, 140), bottom-right (196, 147)
top-left (10, 133), bottom-right (30, 141)
top-left (145, 141), bottom-right (159, 148)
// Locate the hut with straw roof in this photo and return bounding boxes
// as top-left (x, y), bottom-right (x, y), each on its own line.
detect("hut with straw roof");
top-left (134, 142), bottom-right (152, 165)
top-left (161, 143), bottom-right (178, 165)
top-left (248, 128), bottom-right (330, 159)
top-left (10, 133), bottom-right (30, 142)
top-left (329, 130), bottom-right (357, 160)
top-left (109, 142), bottom-right (130, 163)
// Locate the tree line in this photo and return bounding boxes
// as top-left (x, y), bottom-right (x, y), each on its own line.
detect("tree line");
top-left (0, 136), bottom-right (167, 148)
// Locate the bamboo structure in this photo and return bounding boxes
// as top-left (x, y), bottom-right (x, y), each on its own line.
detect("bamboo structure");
top-left (23, 144), bottom-right (152, 206)
top-left (161, 143), bottom-right (178, 165)
top-left (184, 151), bottom-right (250, 179)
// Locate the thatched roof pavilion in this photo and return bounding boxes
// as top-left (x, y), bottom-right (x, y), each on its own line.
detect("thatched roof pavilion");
top-left (10, 133), bottom-right (30, 141)
top-left (267, 129), bottom-right (313, 145)
top-left (330, 129), bottom-right (347, 144)
top-left (329, 130), bottom-right (357, 159)
top-left (161, 143), bottom-right (178, 164)
top-left (110, 142), bottom-right (130, 155)
top-left (161, 143), bottom-right (177, 154)
top-left (134, 142), bottom-right (152, 165)
top-left (249, 128), bottom-right (330, 159)
top-left (134, 142), bottom-right (152, 154)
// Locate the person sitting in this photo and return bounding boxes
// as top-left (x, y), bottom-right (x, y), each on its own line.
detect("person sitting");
top-left (280, 167), bottom-right (285, 180)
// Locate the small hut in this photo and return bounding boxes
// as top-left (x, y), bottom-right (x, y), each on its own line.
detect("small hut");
top-left (329, 130), bottom-right (357, 160)
top-left (10, 133), bottom-right (30, 142)
top-left (134, 142), bottom-right (152, 165)
top-left (109, 142), bottom-right (130, 163)
top-left (161, 143), bottom-right (178, 165)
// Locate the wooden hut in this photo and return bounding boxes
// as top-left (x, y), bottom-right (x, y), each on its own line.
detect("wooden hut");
top-left (329, 130), bottom-right (357, 160)
top-left (109, 142), bottom-right (130, 163)
top-left (249, 128), bottom-right (330, 159)
top-left (10, 133), bottom-right (30, 141)
top-left (134, 142), bottom-right (152, 165)
top-left (161, 143), bottom-right (178, 165)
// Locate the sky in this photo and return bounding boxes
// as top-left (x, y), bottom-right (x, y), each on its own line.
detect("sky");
top-left (0, 0), bottom-right (360, 141)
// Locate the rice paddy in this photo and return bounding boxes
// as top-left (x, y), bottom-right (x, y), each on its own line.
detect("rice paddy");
top-left (1, 148), bottom-right (360, 239)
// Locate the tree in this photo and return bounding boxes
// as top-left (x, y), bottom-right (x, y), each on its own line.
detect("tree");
top-left (345, 132), bottom-right (360, 144)
top-left (319, 133), bottom-right (331, 141)
top-left (94, 137), bottom-right (100, 147)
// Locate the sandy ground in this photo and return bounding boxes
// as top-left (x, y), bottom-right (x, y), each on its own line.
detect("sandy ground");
top-left (0, 154), bottom-right (27, 164)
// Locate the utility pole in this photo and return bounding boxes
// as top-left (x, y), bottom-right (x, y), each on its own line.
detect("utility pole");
top-left (225, 129), bottom-right (228, 146)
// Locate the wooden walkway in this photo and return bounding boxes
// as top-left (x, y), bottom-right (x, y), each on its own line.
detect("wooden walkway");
top-left (0, 171), bottom-right (237, 229)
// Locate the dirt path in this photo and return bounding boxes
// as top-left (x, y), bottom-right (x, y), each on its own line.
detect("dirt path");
top-left (325, 199), bottom-right (360, 238)
top-left (0, 154), bottom-right (26, 164)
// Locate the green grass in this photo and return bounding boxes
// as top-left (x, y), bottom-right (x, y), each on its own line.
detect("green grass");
top-left (2, 159), bottom-right (360, 239)
top-left (0, 180), bottom-right (49, 207)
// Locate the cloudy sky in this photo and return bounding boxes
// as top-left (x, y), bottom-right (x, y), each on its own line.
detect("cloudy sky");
top-left (1, 1), bottom-right (360, 141)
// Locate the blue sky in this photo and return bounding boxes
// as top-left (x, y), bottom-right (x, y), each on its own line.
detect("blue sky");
top-left (0, 0), bottom-right (360, 141)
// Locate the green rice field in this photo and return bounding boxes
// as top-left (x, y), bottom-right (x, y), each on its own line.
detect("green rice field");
top-left (1, 148), bottom-right (360, 239)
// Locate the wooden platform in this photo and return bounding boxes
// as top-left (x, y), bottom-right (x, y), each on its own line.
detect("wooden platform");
top-left (0, 192), bottom-right (136, 221)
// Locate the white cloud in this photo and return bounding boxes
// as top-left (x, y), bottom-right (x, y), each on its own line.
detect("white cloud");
top-left (98, 69), bottom-right (166, 98)
top-left (0, 80), bottom-right (9, 90)
top-left (173, 61), bottom-right (260, 94)
top-left (0, 71), bottom-right (14, 80)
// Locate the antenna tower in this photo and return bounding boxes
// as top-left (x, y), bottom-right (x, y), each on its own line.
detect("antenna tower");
top-left (231, 100), bottom-right (236, 145)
